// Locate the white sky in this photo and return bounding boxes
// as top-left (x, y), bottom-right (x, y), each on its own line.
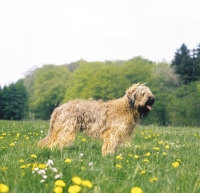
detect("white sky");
top-left (0, 0), bottom-right (200, 86)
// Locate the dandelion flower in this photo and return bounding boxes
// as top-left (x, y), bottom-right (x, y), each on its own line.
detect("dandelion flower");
top-left (82, 138), bottom-right (86, 142)
top-left (162, 152), bottom-right (167, 155)
top-left (20, 165), bottom-right (27, 169)
top-left (68, 185), bottom-right (81, 193)
top-left (82, 180), bottom-right (93, 188)
top-left (144, 152), bottom-right (150, 157)
top-left (116, 155), bottom-right (123, 160)
top-left (31, 154), bottom-right (37, 159)
top-left (152, 147), bottom-right (160, 151)
top-left (38, 164), bottom-right (46, 169)
top-left (55, 180), bottom-right (66, 187)
top-left (116, 164), bottom-right (122, 169)
top-left (54, 186), bottom-right (63, 193)
top-left (0, 183), bottom-right (9, 193)
top-left (172, 162), bottom-right (180, 168)
top-left (19, 159), bottom-right (24, 163)
top-left (165, 145), bottom-right (170, 150)
top-left (10, 143), bottom-right (15, 147)
top-left (143, 159), bottom-right (149, 163)
top-left (140, 170), bottom-right (146, 175)
top-left (64, 158), bottom-right (72, 163)
top-left (72, 176), bottom-right (82, 185)
top-left (131, 187), bottom-right (143, 193)
top-left (134, 155), bottom-right (139, 159)
top-left (150, 177), bottom-right (158, 182)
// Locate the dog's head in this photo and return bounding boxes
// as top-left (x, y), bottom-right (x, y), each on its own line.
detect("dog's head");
top-left (126, 83), bottom-right (155, 118)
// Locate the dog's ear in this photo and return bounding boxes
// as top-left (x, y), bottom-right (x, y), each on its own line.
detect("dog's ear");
top-left (126, 83), bottom-right (140, 107)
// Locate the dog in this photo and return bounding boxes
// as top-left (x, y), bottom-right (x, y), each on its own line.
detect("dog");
top-left (38, 83), bottom-right (155, 156)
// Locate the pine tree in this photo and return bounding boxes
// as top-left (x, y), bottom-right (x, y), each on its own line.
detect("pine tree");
top-left (172, 44), bottom-right (200, 84)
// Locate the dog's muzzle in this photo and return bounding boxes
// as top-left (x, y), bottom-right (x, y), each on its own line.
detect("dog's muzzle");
top-left (146, 97), bottom-right (155, 110)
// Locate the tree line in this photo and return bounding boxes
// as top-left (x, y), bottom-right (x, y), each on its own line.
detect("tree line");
top-left (1, 44), bottom-right (200, 126)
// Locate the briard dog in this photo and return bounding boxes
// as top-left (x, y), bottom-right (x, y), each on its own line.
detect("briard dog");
top-left (38, 83), bottom-right (155, 156)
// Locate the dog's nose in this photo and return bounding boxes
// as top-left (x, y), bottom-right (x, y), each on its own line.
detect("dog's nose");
top-left (150, 97), bottom-right (155, 103)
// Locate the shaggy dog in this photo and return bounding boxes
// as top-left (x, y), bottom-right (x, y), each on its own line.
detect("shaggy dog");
top-left (38, 83), bottom-right (155, 156)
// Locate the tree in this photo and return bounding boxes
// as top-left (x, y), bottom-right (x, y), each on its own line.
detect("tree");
top-left (0, 80), bottom-right (28, 120)
top-left (172, 44), bottom-right (198, 84)
top-left (28, 65), bottom-right (70, 119)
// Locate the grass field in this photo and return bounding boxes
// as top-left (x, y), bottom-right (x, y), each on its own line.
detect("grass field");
top-left (0, 120), bottom-right (200, 193)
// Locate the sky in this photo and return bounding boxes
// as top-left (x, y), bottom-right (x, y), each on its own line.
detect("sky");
top-left (0, 0), bottom-right (200, 86)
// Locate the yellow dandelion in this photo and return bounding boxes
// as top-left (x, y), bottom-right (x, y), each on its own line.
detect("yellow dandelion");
top-left (64, 158), bottom-right (72, 163)
top-left (131, 187), bottom-right (143, 193)
top-left (38, 164), bottom-right (46, 169)
top-left (54, 180), bottom-right (66, 187)
top-left (150, 177), bottom-right (158, 182)
top-left (10, 143), bottom-right (15, 147)
top-left (31, 154), bottom-right (37, 159)
top-left (162, 152), bottom-right (167, 155)
top-left (158, 140), bottom-right (164, 145)
top-left (19, 159), bottom-right (24, 163)
top-left (2, 133), bottom-right (6, 136)
top-left (32, 163), bottom-right (37, 169)
top-left (82, 180), bottom-right (93, 188)
top-left (172, 161), bottom-right (180, 168)
top-left (144, 152), bottom-right (150, 157)
top-left (140, 170), bottom-right (146, 175)
top-left (116, 164), bottom-right (122, 169)
top-left (20, 165), bottom-right (27, 169)
top-left (134, 155), bottom-right (140, 159)
top-left (143, 159), bottom-right (149, 163)
top-left (68, 185), bottom-right (81, 193)
top-left (72, 176), bottom-right (82, 185)
top-left (135, 145), bottom-right (141, 148)
top-left (165, 145), bottom-right (170, 150)
top-left (152, 147), bottom-right (160, 151)
top-left (81, 166), bottom-right (86, 171)
top-left (53, 186), bottom-right (63, 193)
top-left (176, 159), bottom-right (181, 163)
top-left (1, 167), bottom-right (7, 171)
top-left (0, 183), bottom-right (9, 193)
top-left (116, 155), bottom-right (123, 160)
top-left (128, 154), bottom-right (133, 157)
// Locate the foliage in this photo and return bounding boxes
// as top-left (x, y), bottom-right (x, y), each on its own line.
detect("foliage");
top-left (172, 44), bottom-right (200, 84)
top-left (1, 55), bottom-right (200, 125)
top-left (0, 80), bottom-right (27, 120)
top-left (26, 65), bottom-right (70, 119)
top-left (0, 121), bottom-right (200, 193)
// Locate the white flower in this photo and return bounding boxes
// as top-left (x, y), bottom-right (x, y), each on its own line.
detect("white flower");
top-left (79, 153), bottom-right (84, 158)
top-left (89, 162), bottom-right (93, 166)
top-left (54, 173), bottom-right (63, 179)
top-left (38, 169), bottom-right (46, 175)
top-left (46, 159), bottom-right (54, 166)
top-left (51, 167), bottom-right (58, 173)
top-left (42, 175), bottom-right (47, 179)
top-left (40, 179), bottom-right (45, 183)
top-left (33, 167), bottom-right (39, 171)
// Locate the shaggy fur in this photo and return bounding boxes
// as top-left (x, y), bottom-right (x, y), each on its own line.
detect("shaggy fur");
top-left (38, 83), bottom-right (155, 156)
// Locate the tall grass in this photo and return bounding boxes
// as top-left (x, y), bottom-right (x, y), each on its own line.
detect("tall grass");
top-left (0, 120), bottom-right (200, 193)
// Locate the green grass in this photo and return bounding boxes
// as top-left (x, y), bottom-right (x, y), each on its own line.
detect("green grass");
top-left (0, 120), bottom-right (200, 193)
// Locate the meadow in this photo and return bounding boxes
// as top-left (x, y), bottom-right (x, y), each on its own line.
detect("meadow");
top-left (0, 120), bottom-right (200, 193)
